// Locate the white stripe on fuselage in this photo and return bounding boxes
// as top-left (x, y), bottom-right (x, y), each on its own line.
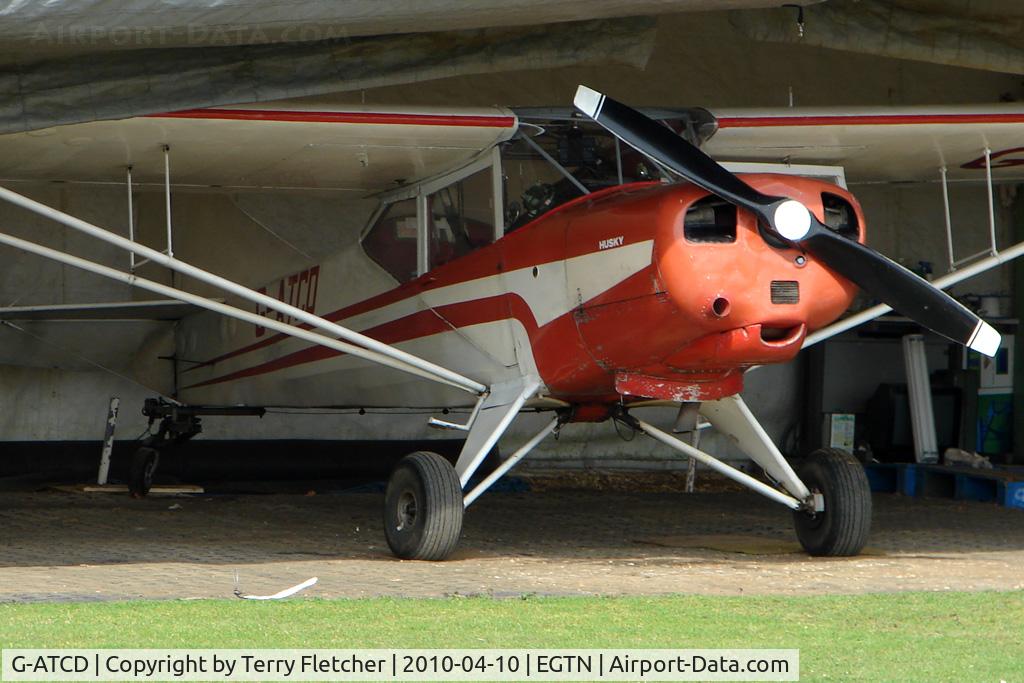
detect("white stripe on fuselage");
top-left (346, 239), bottom-right (655, 332)
top-left (193, 240), bottom-right (655, 382)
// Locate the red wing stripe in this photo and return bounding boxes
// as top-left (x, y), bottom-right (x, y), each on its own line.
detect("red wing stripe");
top-left (182, 295), bottom-right (534, 390)
top-left (718, 113), bottom-right (1024, 128)
top-left (148, 108), bottom-right (517, 128)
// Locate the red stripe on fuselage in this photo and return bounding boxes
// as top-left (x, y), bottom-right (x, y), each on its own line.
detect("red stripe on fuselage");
top-left (148, 108), bottom-right (517, 128)
top-left (182, 294), bottom-right (537, 390)
top-left (184, 181), bottom-right (664, 374)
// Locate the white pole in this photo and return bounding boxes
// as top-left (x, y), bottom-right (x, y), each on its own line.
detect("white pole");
top-left (804, 237), bottom-right (1024, 349)
top-left (126, 167), bottom-right (135, 272)
top-left (490, 146), bottom-right (504, 241)
top-left (163, 145), bottom-right (173, 258)
top-left (0, 229), bottom-right (475, 392)
top-left (985, 147), bottom-right (998, 256)
top-left (902, 334), bottom-right (939, 464)
top-left (416, 190), bottom-right (429, 277)
top-left (940, 166), bottom-right (955, 272)
top-left (0, 184), bottom-right (486, 394)
top-left (97, 396), bottom-right (120, 485)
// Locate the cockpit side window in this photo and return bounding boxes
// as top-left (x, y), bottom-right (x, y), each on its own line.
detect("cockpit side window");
top-left (363, 164), bottom-right (499, 281)
top-left (362, 198), bottom-right (418, 283)
top-left (427, 166), bottom-right (496, 271)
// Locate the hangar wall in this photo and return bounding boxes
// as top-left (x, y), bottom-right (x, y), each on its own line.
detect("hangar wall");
top-left (0, 10), bottom-right (1020, 473)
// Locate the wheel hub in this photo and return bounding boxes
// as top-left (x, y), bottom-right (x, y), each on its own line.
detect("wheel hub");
top-left (396, 489), bottom-right (418, 531)
top-left (143, 460), bottom-right (158, 485)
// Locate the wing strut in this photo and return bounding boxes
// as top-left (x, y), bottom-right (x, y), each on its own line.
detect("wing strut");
top-left (0, 184), bottom-right (487, 395)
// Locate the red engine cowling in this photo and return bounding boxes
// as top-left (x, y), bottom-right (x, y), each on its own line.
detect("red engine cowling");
top-left (543, 176), bottom-right (862, 404)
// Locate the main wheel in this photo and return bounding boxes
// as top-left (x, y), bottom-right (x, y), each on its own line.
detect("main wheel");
top-left (384, 451), bottom-right (463, 561)
top-left (128, 447), bottom-right (160, 497)
top-left (792, 448), bottom-right (871, 556)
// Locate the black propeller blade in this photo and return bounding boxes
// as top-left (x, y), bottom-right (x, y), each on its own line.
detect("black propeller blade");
top-left (573, 85), bottom-right (1000, 357)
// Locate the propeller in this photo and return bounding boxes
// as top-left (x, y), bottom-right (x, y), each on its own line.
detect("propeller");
top-left (573, 85), bottom-right (1000, 357)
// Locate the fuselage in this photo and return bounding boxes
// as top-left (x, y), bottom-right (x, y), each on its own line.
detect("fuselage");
top-left (176, 174), bottom-right (861, 414)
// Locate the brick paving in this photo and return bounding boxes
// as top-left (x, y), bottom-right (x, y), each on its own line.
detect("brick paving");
top-left (1, 489), bottom-right (1022, 601)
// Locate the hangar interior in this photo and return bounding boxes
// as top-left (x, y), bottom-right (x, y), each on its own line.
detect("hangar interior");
top-left (0, 0), bottom-right (1023, 501)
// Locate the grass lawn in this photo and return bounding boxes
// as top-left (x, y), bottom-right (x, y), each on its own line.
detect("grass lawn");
top-left (1, 591), bottom-right (1021, 681)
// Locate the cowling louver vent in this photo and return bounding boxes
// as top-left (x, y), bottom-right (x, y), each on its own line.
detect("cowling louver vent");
top-left (771, 280), bottom-right (799, 304)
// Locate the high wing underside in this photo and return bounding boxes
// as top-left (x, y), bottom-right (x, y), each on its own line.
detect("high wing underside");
top-left (703, 104), bottom-right (1024, 184)
top-left (0, 300), bottom-right (210, 373)
top-left (0, 300), bottom-right (204, 321)
top-left (3, 102), bottom-right (1023, 190)
top-left (0, 104), bottom-right (517, 194)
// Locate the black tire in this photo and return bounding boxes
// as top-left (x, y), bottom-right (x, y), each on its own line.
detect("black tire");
top-left (383, 451), bottom-right (463, 561)
top-left (792, 448), bottom-right (871, 556)
top-left (128, 447), bottom-right (160, 497)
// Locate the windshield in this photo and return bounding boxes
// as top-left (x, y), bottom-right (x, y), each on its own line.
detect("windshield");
top-left (500, 113), bottom-right (708, 231)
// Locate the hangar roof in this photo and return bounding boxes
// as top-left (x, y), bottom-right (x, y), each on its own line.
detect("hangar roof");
top-left (0, 1), bottom-right (820, 55)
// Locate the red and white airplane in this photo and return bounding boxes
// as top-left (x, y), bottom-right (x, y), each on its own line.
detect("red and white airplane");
top-left (0, 87), bottom-right (1020, 560)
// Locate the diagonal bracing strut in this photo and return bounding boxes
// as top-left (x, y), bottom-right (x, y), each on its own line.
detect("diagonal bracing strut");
top-left (0, 184), bottom-right (486, 395)
top-left (0, 230), bottom-right (480, 392)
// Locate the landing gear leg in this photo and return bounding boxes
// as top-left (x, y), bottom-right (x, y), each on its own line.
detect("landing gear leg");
top-left (128, 399), bottom-right (266, 497)
top-left (620, 395), bottom-right (873, 557)
top-left (128, 399), bottom-right (205, 497)
top-left (382, 375), bottom-right (563, 561)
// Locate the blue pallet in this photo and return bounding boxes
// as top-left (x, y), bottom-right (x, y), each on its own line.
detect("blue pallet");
top-left (865, 463), bottom-right (1024, 510)
top-left (1004, 481), bottom-right (1024, 509)
top-left (864, 463), bottom-right (901, 493)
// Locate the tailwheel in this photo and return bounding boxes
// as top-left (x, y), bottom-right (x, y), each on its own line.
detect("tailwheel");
top-left (792, 448), bottom-right (872, 556)
top-left (128, 446), bottom-right (160, 497)
top-left (384, 451), bottom-right (463, 561)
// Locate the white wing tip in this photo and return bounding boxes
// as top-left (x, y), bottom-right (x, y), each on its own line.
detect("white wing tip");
top-left (968, 321), bottom-right (1001, 357)
top-left (574, 85), bottom-right (604, 119)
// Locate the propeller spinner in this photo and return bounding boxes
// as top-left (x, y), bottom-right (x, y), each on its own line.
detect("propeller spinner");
top-left (573, 85), bottom-right (1001, 358)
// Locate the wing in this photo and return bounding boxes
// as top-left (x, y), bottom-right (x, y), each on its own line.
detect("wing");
top-left (0, 300), bottom-right (203, 321)
top-left (0, 104), bottom-right (518, 194)
top-left (0, 104), bottom-right (515, 389)
top-left (702, 104), bottom-right (1024, 184)
top-left (0, 300), bottom-right (205, 372)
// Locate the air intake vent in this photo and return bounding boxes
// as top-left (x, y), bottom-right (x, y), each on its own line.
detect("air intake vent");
top-left (821, 192), bottom-right (859, 240)
top-left (771, 280), bottom-right (800, 304)
top-left (684, 196), bottom-right (736, 243)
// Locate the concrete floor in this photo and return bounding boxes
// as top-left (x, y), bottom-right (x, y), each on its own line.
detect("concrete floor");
top-left (1, 487), bottom-right (1023, 601)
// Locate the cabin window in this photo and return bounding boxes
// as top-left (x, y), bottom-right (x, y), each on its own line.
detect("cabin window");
top-left (427, 166), bottom-right (496, 270)
top-left (362, 198), bottom-right (418, 282)
top-left (684, 195), bottom-right (737, 243)
top-left (362, 154), bottom-right (503, 281)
